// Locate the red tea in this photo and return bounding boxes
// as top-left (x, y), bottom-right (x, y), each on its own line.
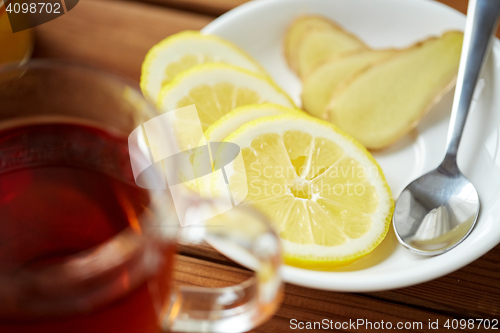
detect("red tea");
top-left (0, 122), bottom-right (175, 333)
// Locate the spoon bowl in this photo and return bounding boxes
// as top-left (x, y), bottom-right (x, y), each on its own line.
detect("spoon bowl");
top-left (394, 164), bottom-right (479, 255)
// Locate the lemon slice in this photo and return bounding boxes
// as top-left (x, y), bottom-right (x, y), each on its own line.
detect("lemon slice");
top-left (213, 114), bottom-right (393, 269)
top-left (157, 63), bottom-right (295, 143)
top-left (204, 103), bottom-right (303, 143)
top-left (140, 31), bottom-right (267, 103)
top-left (192, 104), bottom-right (303, 195)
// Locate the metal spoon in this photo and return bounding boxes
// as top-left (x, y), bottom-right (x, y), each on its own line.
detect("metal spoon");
top-left (393, 0), bottom-right (500, 255)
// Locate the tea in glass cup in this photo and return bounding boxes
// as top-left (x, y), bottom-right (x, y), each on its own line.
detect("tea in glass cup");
top-left (0, 61), bottom-right (283, 333)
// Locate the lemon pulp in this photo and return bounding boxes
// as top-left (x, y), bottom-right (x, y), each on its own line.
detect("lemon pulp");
top-left (218, 115), bottom-right (393, 269)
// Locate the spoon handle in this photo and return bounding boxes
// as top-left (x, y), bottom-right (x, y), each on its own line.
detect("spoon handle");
top-left (444, 0), bottom-right (500, 164)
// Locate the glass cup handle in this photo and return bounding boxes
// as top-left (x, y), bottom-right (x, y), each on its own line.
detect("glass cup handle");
top-left (162, 205), bottom-right (283, 333)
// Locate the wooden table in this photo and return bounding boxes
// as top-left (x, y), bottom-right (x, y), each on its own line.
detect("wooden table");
top-left (32, 0), bottom-right (500, 331)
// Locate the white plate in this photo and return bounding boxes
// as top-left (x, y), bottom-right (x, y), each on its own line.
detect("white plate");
top-left (202, 0), bottom-right (500, 291)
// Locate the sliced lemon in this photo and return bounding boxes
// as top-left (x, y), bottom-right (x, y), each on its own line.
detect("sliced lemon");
top-left (157, 63), bottom-right (295, 151)
top-left (140, 30), bottom-right (267, 103)
top-left (213, 114), bottom-right (393, 269)
top-left (192, 104), bottom-right (303, 195)
top-left (204, 103), bottom-right (303, 143)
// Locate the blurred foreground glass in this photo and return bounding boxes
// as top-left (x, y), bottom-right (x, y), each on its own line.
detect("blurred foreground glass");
top-left (0, 1), bottom-right (33, 65)
top-left (0, 61), bottom-right (282, 332)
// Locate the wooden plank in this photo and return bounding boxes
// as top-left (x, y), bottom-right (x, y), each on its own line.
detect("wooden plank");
top-left (180, 243), bottom-right (500, 319)
top-left (369, 245), bottom-right (500, 319)
top-left (131, 0), bottom-right (248, 16)
top-left (178, 242), bottom-right (250, 270)
top-left (437, 0), bottom-right (500, 37)
top-left (33, 0), bottom-right (212, 81)
top-left (174, 254), bottom-right (252, 288)
top-left (174, 255), bottom-right (467, 332)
